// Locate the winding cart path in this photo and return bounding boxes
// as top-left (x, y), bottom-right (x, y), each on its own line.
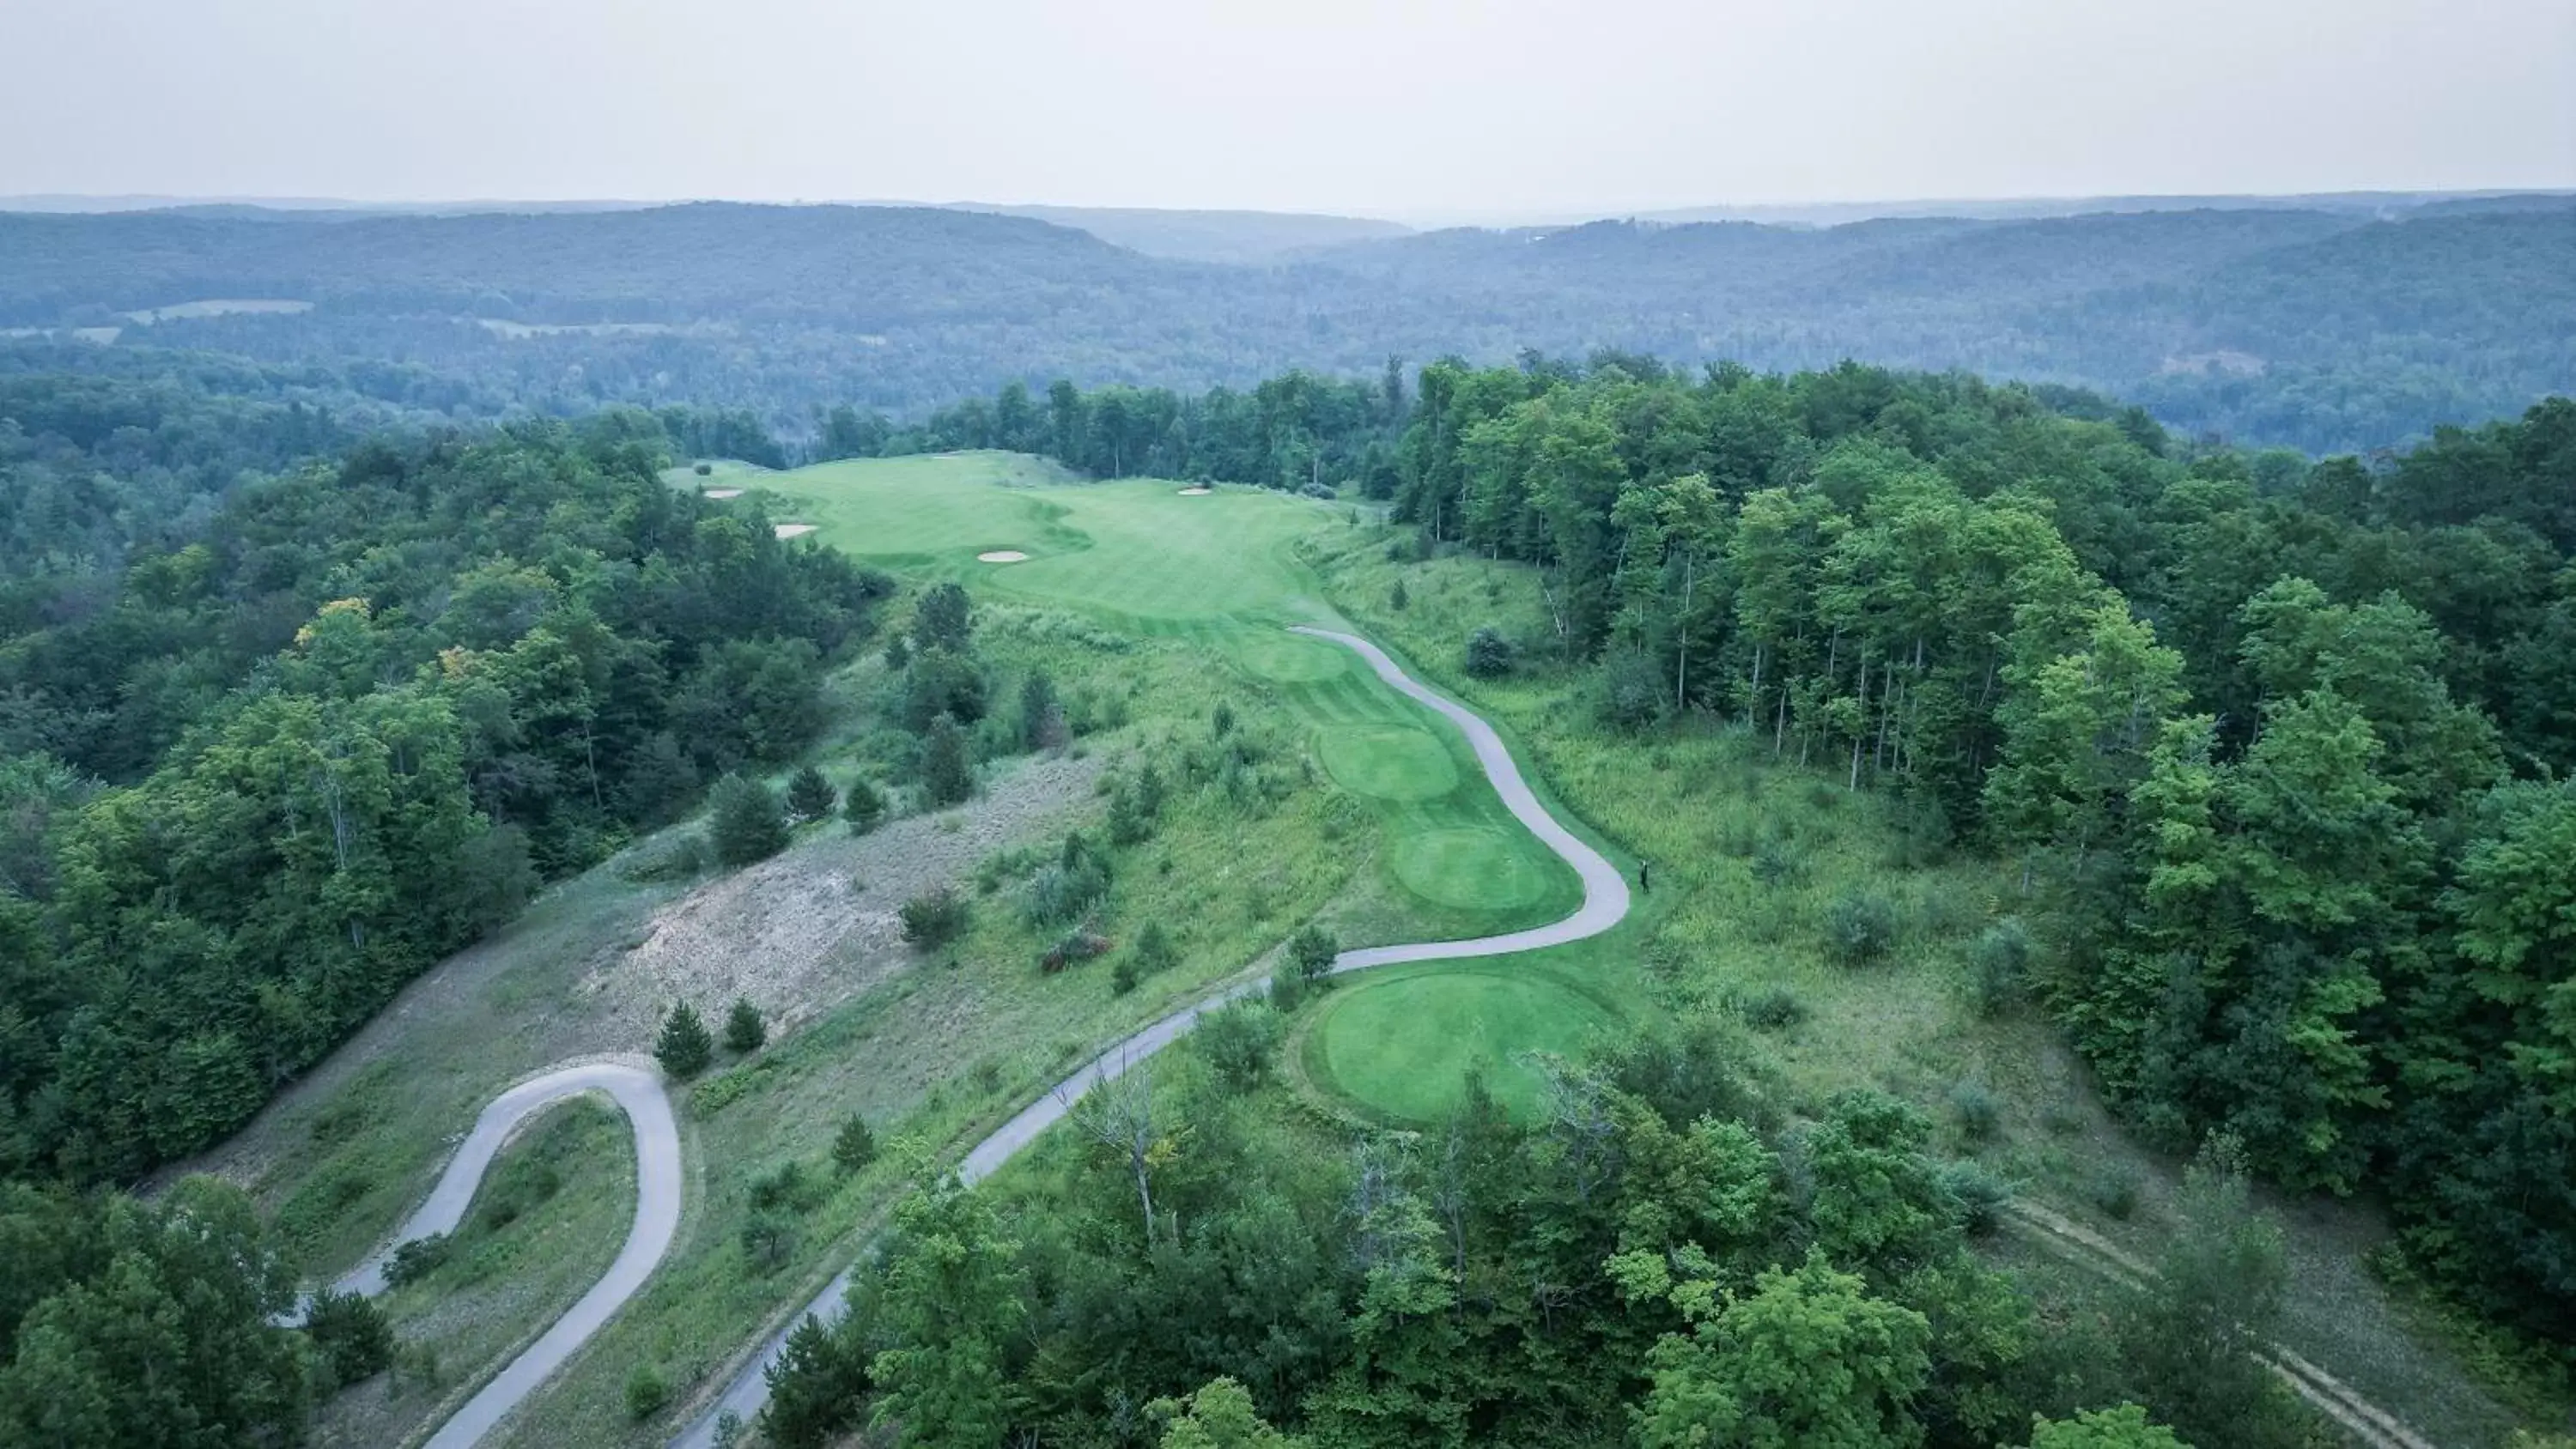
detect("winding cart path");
top-left (316, 1058), bottom-right (680, 1449)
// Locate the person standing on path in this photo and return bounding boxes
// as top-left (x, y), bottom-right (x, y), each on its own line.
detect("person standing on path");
top-left (1639, 858), bottom-right (1650, 893)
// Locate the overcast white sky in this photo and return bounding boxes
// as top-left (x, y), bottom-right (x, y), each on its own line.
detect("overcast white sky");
top-left (3, 0), bottom-right (2568, 221)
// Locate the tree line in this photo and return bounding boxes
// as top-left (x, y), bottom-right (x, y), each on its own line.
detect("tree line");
top-left (1380, 358), bottom-right (2575, 1346)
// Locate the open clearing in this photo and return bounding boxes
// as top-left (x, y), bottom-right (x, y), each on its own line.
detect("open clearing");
top-left (657, 458), bottom-right (773, 490)
top-left (119, 297), bottom-right (313, 323)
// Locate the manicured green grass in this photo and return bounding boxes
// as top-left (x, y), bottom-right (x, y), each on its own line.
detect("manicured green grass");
top-left (760, 455), bottom-right (1328, 626)
top-left (1388, 827), bottom-right (1560, 913)
top-left (1305, 965), bottom-right (1619, 1123)
top-left (658, 458), bottom-right (775, 488)
top-left (1314, 724), bottom-right (1457, 801)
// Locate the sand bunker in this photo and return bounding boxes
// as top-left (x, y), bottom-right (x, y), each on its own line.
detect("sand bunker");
top-left (774, 524), bottom-right (817, 539)
top-left (977, 550), bottom-right (1029, 563)
top-left (704, 488), bottom-right (744, 499)
top-left (1178, 487), bottom-right (1213, 496)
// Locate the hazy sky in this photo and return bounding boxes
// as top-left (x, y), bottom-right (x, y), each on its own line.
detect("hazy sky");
top-left (3, 0), bottom-right (2568, 221)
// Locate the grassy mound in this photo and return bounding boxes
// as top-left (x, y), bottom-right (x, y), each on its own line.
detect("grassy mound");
top-left (1306, 967), bottom-right (1618, 1123)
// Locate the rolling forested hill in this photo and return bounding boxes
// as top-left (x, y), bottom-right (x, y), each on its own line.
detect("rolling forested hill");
top-left (0, 197), bottom-right (2568, 452)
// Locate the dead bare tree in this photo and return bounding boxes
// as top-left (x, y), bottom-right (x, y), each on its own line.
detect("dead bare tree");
top-left (1058, 1056), bottom-right (1164, 1243)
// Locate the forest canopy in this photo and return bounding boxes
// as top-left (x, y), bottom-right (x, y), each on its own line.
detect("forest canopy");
top-left (0, 414), bottom-right (889, 1183)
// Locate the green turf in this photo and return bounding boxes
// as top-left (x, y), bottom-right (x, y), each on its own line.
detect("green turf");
top-left (1390, 826), bottom-right (1559, 912)
top-left (1305, 967), bottom-right (1619, 1123)
top-left (1315, 724), bottom-right (1459, 802)
top-left (1234, 631), bottom-right (1351, 684)
top-left (761, 456), bottom-right (1329, 626)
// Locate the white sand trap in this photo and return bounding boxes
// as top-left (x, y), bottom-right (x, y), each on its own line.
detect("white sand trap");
top-left (1178, 487), bottom-right (1212, 496)
top-left (774, 524), bottom-right (817, 539)
top-left (704, 488), bottom-right (744, 499)
top-left (977, 550), bottom-right (1029, 564)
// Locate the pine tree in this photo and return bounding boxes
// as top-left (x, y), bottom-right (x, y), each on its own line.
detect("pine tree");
top-left (844, 777), bottom-right (887, 834)
top-left (1391, 578), bottom-right (1409, 611)
top-left (832, 1113), bottom-right (878, 1175)
top-left (920, 714), bottom-right (975, 807)
top-left (910, 582), bottom-right (974, 652)
top-left (785, 764), bottom-right (836, 823)
top-left (709, 775), bottom-right (790, 866)
top-left (1018, 670), bottom-right (1060, 751)
top-left (724, 996), bottom-right (767, 1053)
top-left (656, 1002), bottom-right (714, 1079)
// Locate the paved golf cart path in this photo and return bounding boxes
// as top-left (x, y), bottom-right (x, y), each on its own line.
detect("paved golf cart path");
top-left (666, 627), bottom-right (1628, 1446)
top-left (321, 1058), bottom-right (680, 1449)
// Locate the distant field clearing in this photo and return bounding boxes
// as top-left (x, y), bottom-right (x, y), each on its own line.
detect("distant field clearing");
top-left (774, 524), bottom-right (817, 539)
top-left (1178, 487), bottom-right (1212, 495)
top-left (704, 488), bottom-right (744, 500)
top-left (976, 550), bottom-right (1029, 563)
top-left (120, 298), bottom-right (313, 324)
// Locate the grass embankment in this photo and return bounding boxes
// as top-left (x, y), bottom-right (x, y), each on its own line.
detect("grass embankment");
top-left (1306, 524), bottom-right (2535, 1446)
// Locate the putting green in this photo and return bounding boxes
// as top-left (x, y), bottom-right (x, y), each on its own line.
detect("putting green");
top-left (1307, 969), bottom-right (1617, 1123)
top-left (1315, 725), bottom-right (1459, 802)
top-left (1392, 827), bottom-right (1557, 912)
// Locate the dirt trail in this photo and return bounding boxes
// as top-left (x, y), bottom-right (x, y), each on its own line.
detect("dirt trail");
top-left (2003, 1201), bottom-right (2440, 1449)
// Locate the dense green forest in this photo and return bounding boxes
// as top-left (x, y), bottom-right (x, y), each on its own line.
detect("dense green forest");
top-left (921, 358), bottom-right (2576, 1353)
top-left (0, 415), bottom-right (889, 1187)
top-left (3, 197), bottom-right (2568, 451)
